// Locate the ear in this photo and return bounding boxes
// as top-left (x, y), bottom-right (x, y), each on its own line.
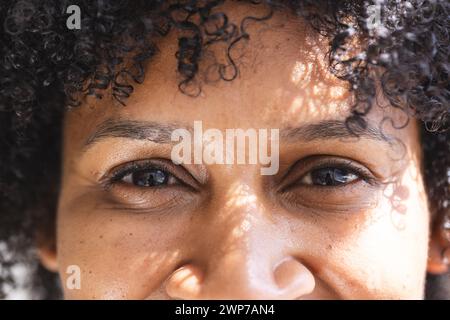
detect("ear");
top-left (427, 217), bottom-right (450, 275)
top-left (36, 235), bottom-right (58, 272)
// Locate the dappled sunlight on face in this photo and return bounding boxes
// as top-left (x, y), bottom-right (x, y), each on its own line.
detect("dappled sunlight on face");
top-left (225, 183), bottom-right (257, 211)
top-left (224, 183), bottom-right (256, 238)
top-left (247, 29), bottom-right (353, 127)
top-left (54, 2), bottom-right (432, 300)
top-left (291, 61), bottom-right (314, 87)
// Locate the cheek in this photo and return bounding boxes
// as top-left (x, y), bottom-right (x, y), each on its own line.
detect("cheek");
top-left (308, 165), bottom-right (429, 299)
top-left (56, 205), bottom-right (193, 299)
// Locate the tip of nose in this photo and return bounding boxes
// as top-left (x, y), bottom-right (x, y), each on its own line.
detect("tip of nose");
top-left (165, 259), bottom-right (315, 300)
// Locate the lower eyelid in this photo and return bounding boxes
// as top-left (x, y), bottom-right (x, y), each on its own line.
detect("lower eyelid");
top-left (100, 192), bottom-right (190, 213)
top-left (279, 179), bottom-right (380, 209)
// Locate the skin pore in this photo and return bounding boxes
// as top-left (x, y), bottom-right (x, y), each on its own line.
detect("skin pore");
top-left (38, 2), bottom-right (446, 299)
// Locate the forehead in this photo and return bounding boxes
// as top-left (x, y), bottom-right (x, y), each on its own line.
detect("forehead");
top-left (64, 2), bottom-right (416, 147)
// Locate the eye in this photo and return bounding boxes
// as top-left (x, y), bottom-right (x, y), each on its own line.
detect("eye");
top-left (299, 167), bottom-right (360, 186)
top-left (121, 168), bottom-right (178, 187)
top-left (279, 156), bottom-right (380, 215)
top-left (100, 159), bottom-right (201, 212)
top-left (105, 159), bottom-right (188, 190)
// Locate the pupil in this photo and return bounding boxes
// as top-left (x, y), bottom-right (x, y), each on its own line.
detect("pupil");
top-left (132, 169), bottom-right (168, 187)
top-left (311, 168), bottom-right (352, 186)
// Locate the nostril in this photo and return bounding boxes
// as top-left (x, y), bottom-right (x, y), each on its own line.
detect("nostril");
top-left (273, 258), bottom-right (315, 298)
top-left (166, 264), bottom-right (203, 299)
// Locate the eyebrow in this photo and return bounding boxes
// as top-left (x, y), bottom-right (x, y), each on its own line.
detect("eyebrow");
top-left (83, 118), bottom-right (390, 150)
top-left (280, 119), bottom-right (390, 143)
top-left (84, 119), bottom-right (191, 149)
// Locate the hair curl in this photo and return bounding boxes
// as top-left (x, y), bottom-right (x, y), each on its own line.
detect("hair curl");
top-left (0, 0), bottom-right (448, 299)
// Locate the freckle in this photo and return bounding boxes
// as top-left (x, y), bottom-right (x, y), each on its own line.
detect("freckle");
top-left (99, 235), bottom-right (103, 239)
top-left (110, 218), bottom-right (113, 222)
top-left (129, 233), bottom-right (133, 236)
top-left (327, 244), bottom-right (333, 250)
top-left (79, 240), bottom-right (84, 244)
top-left (89, 270), bottom-right (92, 274)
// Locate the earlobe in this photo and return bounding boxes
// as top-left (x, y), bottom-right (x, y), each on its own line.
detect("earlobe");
top-left (427, 243), bottom-right (449, 274)
top-left (427, 215), bottom-right (450, 275)
top-left (37, 242), bottom-right (58, 273)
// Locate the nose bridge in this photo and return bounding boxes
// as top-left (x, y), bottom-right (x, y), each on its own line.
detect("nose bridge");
top-left (199, 181), bottom-right (283, 298)
top-left (210, 181), bottom-right (270, 260)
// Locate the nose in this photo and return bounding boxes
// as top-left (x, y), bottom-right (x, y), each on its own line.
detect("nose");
top-left (165, 182), bottom-right (315, 299)
top-left (165, 258), bottom-right (315, 299)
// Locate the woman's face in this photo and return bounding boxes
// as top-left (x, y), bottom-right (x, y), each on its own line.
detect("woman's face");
top-left (43, 3), bottom-right (434, 299)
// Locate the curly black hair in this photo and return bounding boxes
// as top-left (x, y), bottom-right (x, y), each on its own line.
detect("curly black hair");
top-left (0, 0), bottom-right (448, 299)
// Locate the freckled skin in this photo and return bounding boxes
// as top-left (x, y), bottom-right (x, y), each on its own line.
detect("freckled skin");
top-left (47, 3), bottom-right (431, 299)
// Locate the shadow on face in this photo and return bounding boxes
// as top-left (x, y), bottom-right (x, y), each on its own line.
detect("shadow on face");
top-left (38, 1), bottom-right (438, 299)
